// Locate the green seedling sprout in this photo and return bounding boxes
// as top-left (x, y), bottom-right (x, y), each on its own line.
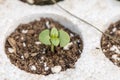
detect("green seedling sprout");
top-left (39, 27), bottom-right (70, 52)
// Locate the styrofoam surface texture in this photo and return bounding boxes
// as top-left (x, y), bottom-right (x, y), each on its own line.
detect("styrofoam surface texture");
top-left (0, 0), bottom-right (120, 80)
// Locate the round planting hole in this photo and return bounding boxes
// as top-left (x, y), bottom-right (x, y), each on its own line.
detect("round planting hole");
top-left (101, 20), bottom-right (120, 67)
top-left (5, 16), bottom-right (83, 75)
top-left (20, 0), bottom-right (64, 5)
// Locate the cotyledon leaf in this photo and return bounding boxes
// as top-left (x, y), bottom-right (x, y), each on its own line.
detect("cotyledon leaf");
top-left (59, 30), bottom-right (70, 47)
top-left (39, 29), bottom-right (51, 45)
top-left (51, 27), bottom-right (58, 38)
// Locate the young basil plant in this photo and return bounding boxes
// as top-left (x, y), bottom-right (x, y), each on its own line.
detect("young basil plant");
top-left (39, 27), bottom-right (70, 52)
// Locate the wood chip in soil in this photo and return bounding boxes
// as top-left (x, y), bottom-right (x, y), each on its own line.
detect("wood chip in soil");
top-left (20, 0), bottom-right (63, 5)
top-left (101, 20), bottom-right (120, 67)
top-left (5, 18), bottom-right (83, 75)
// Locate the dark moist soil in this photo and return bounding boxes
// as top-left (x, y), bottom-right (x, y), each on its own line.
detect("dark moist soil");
top-left (101, 20), bottom-right (120, 67)
top-left (5, 18), bottom-right (83, 75)
top-left (20, 0), bottom-right (63, 5)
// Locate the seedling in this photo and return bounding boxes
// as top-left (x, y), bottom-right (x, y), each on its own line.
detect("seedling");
top-left (39, 27), bottom-right (70, 52)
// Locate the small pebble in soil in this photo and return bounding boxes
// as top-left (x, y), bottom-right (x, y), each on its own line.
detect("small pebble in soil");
top-left (23, 42), bottom-right (26, 47)
top-left (41, 56), bottom-right (44, 60)
top-left (107, 44), bottom-right (110, 47)
top-left (110, 31), bottom-right (113, 34)
top-left (21, 37), bottom-right (24, 40)
top-left (42, 51), bottom-right (45, 54)
top-left (44, 62), bottom-right (47, 67)
top-left (8, 48), bottom-right (14, 53)
top-left (112, 54), bottom-right (120, 61)
top-left (24, 53), bottom-right (29, 58)
top-left (63, 42), bottom-right (73, 50)
top-left (103, 49), bottom-right (107, 52)
top-left (112, 28), bottom-right (117, 32)
top-left (42, 48), bottom-right (46, 54)
top-left (45, 67), bottom-right (49, 71)
top-left (22, 29), bottom-right (28, 34)
top-left (27, 0), bottom-right (34, 4)
top-left (35, 41), bottom-right (41, 45)
top-left (21, 56), bottom-right (24, 60)
top-left (112, 54), bottom-right (117, 58)
top-left (77, 40), bottom-right (81, 43)
top-left (70, 33), bottom-right (74, 37)
top-left (78, 50), bottom-right (82, 53)
top-left (30, 65), bottom-right (36, 71)
top-left (31, 53), bottom-right (38, 57)
top-left (46, 21), bottom-right (50, 29)
top-left (110, 45), bottom-right (120, 54)
top-left (51, 66), bottom-right (62, 73)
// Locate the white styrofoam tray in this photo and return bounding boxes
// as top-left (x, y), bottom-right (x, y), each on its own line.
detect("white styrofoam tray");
top-left (0, 0), bottom-right (120, 80)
